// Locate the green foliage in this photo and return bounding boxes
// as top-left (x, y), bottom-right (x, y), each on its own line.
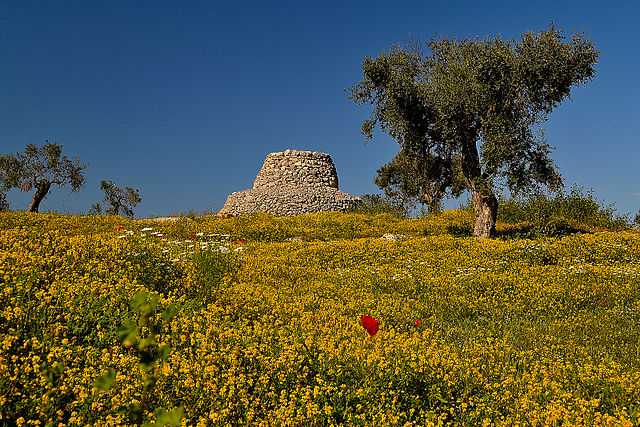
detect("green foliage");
top-left (189, 249), bottom-right (239, 304)
top-left (350, 27), bottom-right (598, 236)
top-left (0, 141), bottom-right (86, 212)
top-left (88, 202), bottom-right (102, 215)
top-left (0, 191), bottom-right (8, 211)
top-left (499, 186), bottom-right (629, 235)
top-left (94, 368), bottom-right (117, 391)
top-left (375, 147), bottom-right (459, 214)
top-left (117, 290), bottom-right (180, 424)
top-left (97, 180), bottom-right (142, 218)
top-left (349, 194), bottom-right (409, 217)
top-left (144, 407), bottom-right (184, 427)
top-left (168, 208), bottom-right (213, 219)
top-left (0, 170), bottom-right (9, 211)
top-left (634, 210), bottom-right (640, 228)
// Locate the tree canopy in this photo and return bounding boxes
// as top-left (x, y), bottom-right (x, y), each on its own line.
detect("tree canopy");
top-left (375, 146), bottom-right (465, 214)
top-left (0, 142), bottom-right (86, 212)
top-left (350, 27), bottom-right (598, 237)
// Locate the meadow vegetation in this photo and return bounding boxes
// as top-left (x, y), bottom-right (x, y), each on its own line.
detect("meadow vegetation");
top-left (497, 187), bottom-right (630, 234)
top-left (1, 209), bottom-right (639, 425)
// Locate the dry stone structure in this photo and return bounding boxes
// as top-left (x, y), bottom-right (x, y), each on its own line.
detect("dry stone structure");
top-left (219, 149), bottom-right (361, 216)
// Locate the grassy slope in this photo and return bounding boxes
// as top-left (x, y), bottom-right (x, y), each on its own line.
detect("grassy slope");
top-left (1, 211), bottom-right (639, 425)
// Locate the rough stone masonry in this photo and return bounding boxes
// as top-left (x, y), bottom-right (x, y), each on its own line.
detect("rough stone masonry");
top-left (219, 149), bottom-right (361, 216)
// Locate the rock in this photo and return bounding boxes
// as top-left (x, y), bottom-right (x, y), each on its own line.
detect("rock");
top-left (140, 216), bottom-right (194, 222)
top-left (215, 212), bottom-right (234, 219)
top-left (382, 233), bottom-right (405, 241)
top-left (219, 150), bottom-right (361, 216)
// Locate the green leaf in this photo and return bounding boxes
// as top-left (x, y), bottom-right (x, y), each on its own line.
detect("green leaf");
top-left (155, 407), bottom-right (184, 427)
top-left (161, 304), bottom-right (178, 321)
top-left (95, 368), bottom-right (116, 391)
top-left (118, 319), bottom-right (138, 345)
top-left (159, 344), bottom-right (171, 361)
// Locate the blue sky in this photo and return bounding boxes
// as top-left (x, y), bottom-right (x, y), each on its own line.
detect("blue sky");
top-left (1, 1), bottom-right (638, 217)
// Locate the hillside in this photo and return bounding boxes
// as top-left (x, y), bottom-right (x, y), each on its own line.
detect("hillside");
top-left (1, 211), bottom-right (639, 425)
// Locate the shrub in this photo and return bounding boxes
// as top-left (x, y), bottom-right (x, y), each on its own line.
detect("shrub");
top-left (349, 194), bottom-right (408, 217)
top-left (498, 186), bottom-right (629, 235)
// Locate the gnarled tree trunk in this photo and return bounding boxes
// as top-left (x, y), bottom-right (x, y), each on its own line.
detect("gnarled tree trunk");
top-left (471, 190), bottom-right (498, 238)
top-left (460, 137), bottom-right (498, 238)
top-left (28, 181), bottom-right (51, 212)
top-left (420, 183), bottom-right (444, 215)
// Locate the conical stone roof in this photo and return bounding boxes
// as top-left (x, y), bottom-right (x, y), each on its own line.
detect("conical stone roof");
top-left (219, 149), bottom-right (360, 216)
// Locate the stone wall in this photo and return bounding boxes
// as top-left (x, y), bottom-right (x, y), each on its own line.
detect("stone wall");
top-left (253, 150), bottom-right (339, 190)
top-left (219, 149), bottom-right (360, 216)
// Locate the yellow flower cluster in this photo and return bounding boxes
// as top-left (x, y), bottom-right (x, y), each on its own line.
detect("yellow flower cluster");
top-left (1, 211), bottom-right (639, 425)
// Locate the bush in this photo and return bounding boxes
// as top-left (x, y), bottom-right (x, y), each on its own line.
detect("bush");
top-left (498, 186), bottom-right (629, 234)
top-left (349, 194), bottom-right (408, 217)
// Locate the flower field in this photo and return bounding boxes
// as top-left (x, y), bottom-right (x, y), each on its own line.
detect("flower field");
top-left (1, 211), bottom-right (640, 425)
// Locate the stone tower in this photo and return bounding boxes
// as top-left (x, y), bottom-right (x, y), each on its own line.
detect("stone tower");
top-left (219, 149), bottom-right (360, 216)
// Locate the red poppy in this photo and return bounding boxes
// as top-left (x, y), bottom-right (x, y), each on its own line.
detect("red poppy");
top-left (414, 319), bottom-right (422, 327)
top-left (114, 225), bottom-right (124, 232)
top-left (234, 238), bottom-right (247, 245)
top-left (360, 315), bottom-right (379, 336)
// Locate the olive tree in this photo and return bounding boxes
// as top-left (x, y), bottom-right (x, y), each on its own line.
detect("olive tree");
top-left (350, 27), bottom-right (598, 237)
top-left (0, 142), bottom-right (86, 212)
top-left (93, 180), bottom-right (142, 218)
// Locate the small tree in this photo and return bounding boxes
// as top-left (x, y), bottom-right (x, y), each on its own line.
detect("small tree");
top-left (95, 180), bottom-right (141, 218)
top-left (634, 210), bottom-right (640, 228)
top-left (88, 202), bottom-right (103, 215)
top-left (351, 27), bottom-right (598, 237)
top-left (0, 142), bottom-right (86, 212)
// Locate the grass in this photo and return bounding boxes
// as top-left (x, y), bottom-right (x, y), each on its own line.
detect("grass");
top-left (1, 210), bottom-right (639, 425)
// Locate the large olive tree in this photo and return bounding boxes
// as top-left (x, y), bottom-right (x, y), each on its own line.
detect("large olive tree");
top-left (0, 142), bottom-right (86, 212)
top-left (350, 28), bottom-right (598, 237)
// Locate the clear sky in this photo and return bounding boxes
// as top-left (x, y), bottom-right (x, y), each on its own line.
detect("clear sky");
top-left (1, 1), bottom-right (638, 217)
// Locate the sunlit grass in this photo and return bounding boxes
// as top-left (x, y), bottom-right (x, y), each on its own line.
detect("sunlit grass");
top-left (1, 211), bottom-right (639, 425)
